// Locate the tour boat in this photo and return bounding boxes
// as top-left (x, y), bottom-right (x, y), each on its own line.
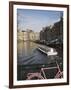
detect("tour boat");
top-left (37, 46), bottom-right (58, 56)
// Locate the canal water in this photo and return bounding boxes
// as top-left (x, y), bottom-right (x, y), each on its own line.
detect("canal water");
top-left (17, 41), bottom-right (63, 80)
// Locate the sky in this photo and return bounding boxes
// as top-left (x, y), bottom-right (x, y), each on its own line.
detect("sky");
top-left (17, 9), bottom-right (63, 32)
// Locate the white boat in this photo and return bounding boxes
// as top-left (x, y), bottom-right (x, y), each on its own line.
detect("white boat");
top-left (37, 45), bottom-right (58, 56)
top-left (47, 48), bottom-right (58, 56)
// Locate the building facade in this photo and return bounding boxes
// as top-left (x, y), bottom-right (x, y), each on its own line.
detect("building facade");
top-left (40, 17), bottom-right (63, 43)
top-left (17, 30), bottom-right (40, 41)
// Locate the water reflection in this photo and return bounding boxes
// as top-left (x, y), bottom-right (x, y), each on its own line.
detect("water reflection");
top-left (17, 41), bottom-right (59, 65)
top-left (17, 41), bottom-right (63, 80)
top-left (18, 41), bottom-right (39, 56)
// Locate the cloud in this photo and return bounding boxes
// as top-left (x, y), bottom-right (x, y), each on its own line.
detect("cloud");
top-left (17, 9), bottom-right (63, 32)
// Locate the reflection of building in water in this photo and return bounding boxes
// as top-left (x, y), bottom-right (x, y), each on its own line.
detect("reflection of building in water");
top-left (17, 29), bottom-right (40, 41)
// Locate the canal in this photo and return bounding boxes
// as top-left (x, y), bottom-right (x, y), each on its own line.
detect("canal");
top-left (17, 41), bottom-right (63, 80)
